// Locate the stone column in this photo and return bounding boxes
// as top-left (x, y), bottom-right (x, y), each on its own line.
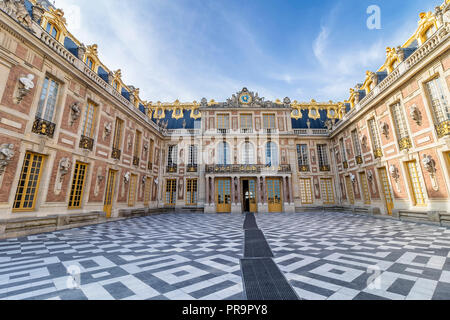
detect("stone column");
top-left (210, 177), bottom-right (215, 206)
top-left (231, 177), bottom-right (236, 205)
top-left (205, 176), bottom-right (210, 205)
top-left (237, 177), bottom-right (241, 204)
top-left (289, 176), bottom-right (294, 204)
top-left (262, 177), bottom-right (267, 204)
top-left (283, 176), bottom-right (288, 204)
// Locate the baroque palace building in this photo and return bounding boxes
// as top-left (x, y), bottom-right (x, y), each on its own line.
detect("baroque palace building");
top-left (0, 0), bottom-right (449, 237)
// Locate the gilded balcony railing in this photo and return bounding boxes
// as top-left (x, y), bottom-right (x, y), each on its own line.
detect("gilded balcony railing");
top-left (187, 164), bottom-right (198, 173)
top-left (342, 161), bottom-right (349, 169)
top-left (436, 120), bottom-right (450, 138)
top-left (298, 165), bottom-right (310, 172)
top-left (398, 137), bottom-right (412, 151)
top-left (148, 162), bottom-right (153, 171)
top-left (355, 155), bottom-right (363, 165)
top-left (374, 148), bottom-right (383, 159)
top-left (167, 165), bottom-right (178, 173)
top-left (205, 164), bottom-right (291, 174)
top-left (79, 135), bottom-right (94, 151)
top-left (319, 165), bottom-right (331, 172)
top-left (32, 117), bottom-right (56, 138)
top-left (133, 156), bottom-right (140, 166)
top-left (111, 148), bottom-right (121, 160)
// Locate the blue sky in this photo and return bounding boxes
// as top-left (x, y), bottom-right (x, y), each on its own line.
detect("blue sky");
top-left (56, 0), bottom-right (441, 103)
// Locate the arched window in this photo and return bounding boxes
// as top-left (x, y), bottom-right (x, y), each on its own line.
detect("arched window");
top-left (242, 142), bottom-right (255, 164)
top-left (217, 141), bottom-right (230, 165)
top-left (113, 80), bottom-right (120, 91)
top-left (265, 142), bottom-right (278, 167)
top-left (46, 22), bottom-right (59, 39)
top-left (85, 57), bottom-right (94, 70)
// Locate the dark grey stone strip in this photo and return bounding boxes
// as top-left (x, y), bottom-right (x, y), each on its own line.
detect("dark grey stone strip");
top-left (240, 213), bottom-right (299, 300)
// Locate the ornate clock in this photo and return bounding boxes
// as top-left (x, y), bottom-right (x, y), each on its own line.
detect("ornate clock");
top-left (239, 92), bottom-right (252, 105)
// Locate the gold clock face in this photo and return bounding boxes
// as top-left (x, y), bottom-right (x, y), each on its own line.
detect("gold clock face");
top-left (239, 93), bottom-right (252, 105)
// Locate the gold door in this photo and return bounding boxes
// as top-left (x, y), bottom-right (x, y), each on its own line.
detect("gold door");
top-left (345, 176), bottom-right (355, 205)
top-left (378, 167), bottom-right (394, 215)
top-left (144, 177), bottom-right (152, 207)
top-left (103, 169), bottom-right (117, 218)
top-left (267, 178), bottom-right (282, 212)
top-left (216, 178), bottom-right (231, 213)
top-left (128, 174), bottom-right (137, 207)
top-left (248, 179), bottom-right (257, 213)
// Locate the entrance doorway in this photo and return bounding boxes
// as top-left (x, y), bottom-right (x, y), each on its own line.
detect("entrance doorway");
top-left (216, 178), bottom-right (231, 213)
top-left (103, 169), bottom-right (117, 218)
top-left (267, 178), bottom-right (282, 212)
top-left (242, 178), bottom-right (257, 213)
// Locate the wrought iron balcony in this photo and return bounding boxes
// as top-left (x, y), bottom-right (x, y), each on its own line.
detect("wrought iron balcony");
top-left (355, 155), bottom-right (363, 165)
top-left (79, 135), bottom-right (94, 151)
top-left (374, 148), bottom-right (383, 159)
top-left (167, 164), bottom-right (178, 173)
top-left (263, 128), bottom-right (278, 134)
top-left (111, 148), bottom-right (121, 160)
top-left (298, 165), bottom-right (310, 172)
top-left (187, 164), bottom-right (198, 173)
top-left (217, 128), bottom-right (230, 134)
top-left (319, 165), bottom-right (331, 172)
top-left (205, 164), bottom-right (291, 174)
top-left (342, 161), bottom-right (349, 169)
top-left (240, 128), bottom-right (253, 134)
top-left (133, 156), bottom-right (140, 167)
top-left (32, 117), bottom-right (56, 138)
top-left (436, 120), bottom-right (450, 138)
top-left (398, 137), bottom-right (412, 151)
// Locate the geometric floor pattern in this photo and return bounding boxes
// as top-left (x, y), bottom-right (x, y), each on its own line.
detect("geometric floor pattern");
top-left (0, 214), bottom-right (245, 300)
top-left (257, 212), bottom-right (450, 300)
top-left (0, 211), bottom-right (449, 300)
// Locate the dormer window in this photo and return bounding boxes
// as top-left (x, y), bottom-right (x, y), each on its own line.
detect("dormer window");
top-left (113, 81), bottom-right (120, 91)
top-left (85, 57), bottom-right (94, 70)
top-left (46, 22), bottom-right (59, 40)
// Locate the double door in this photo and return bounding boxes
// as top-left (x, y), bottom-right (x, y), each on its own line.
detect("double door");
top-left (267, 178), bottom-right (282, 212)
top-left (216, 178), bottom-right (231, 213)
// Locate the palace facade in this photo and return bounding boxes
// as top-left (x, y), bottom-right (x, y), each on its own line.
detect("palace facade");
top-left (0, 0), bottom-right (449, 237)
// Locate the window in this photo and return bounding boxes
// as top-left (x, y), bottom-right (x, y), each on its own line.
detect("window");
top-left (46, 22), bottom-right (59, 39)
top-left (296, 144), bottom-right (309, 168)
top-left (128, 174), bottom-right (137, 207)
top-left (168, 145), bottom-right (178, 166)
top-left (68, 162), bottom-right (88, 209)
top-left (188, 145), bottom-right (198, 167)
top-left (85, 57), bottom-right (94, 70)
top-left (37, 76), bottom-right (59, 122)
top-left (263, 114), bottom-right (276, 129)
top-left (317, 144), bottom-right (329, 168)
top-left (299, 178), bottom-right (313, 204)
top-left (406, 161), bottom-right (426, 206)
top-left (320, 178), bottom-right (335, 204)
top-left (134, 130), bottom-right (142, 159)
top-left (425, 77), bottom-right (450, 136)
top-left (113, 81), bottom-right (120, 91)
top-left (82, 102), bottom-right (97, 138)
top-left (240, 114), bottom-right (253, 132)
top-left (391, 102), bottom-right (410, 149)
top-left (265, 141), bottom-right (279, 166)
top-left (217, 114), bottom-right (230, 130)
top-left (351, 130), bottom-right (362, 156)
top-left (113, 118), bottom-right (123, 150)
top-left (242, 141), bottom-right (255, 164)
top-left (165, 179), bottom-right (177, 205)
top-left (359, 172), bottom-right (371, 205)
top-left (340, 138), bottom-right (347, 162)
top-left (218, 141), bottom-right (230, 165)
top-left (186, 179), bottom-right (198, 205)
top-left (13, 152), bottom-right (45, 212)
top-left (368, 118), bottom-right (382, 157)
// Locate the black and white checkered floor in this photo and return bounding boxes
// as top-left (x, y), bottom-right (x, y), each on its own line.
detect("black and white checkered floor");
top-left (0, 212), bottom-right (449, 300)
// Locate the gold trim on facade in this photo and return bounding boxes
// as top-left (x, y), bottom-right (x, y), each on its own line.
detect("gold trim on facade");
top-left (436, 120), bottom-right (450, 138)
top-left (398, 137), bottom-right (413, 151)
